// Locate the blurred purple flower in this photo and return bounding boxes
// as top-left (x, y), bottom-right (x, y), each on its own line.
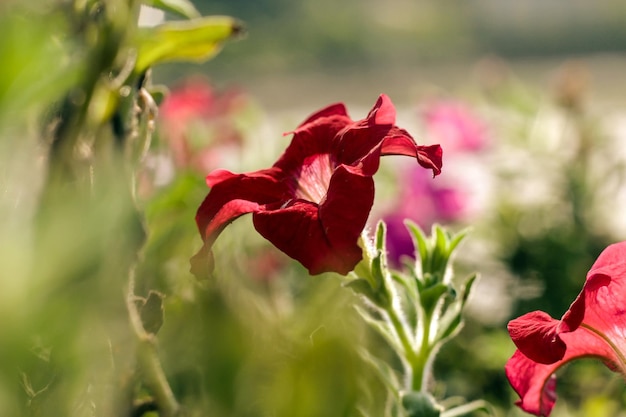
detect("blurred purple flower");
top-left (383, 166), bottom-right (466, 267)
top-left (381, 99), bottom-right (488, 267)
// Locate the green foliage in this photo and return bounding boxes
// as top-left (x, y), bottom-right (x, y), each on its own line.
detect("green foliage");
top-left (135, 16), bottom-right (245, 73)
top-left (402, 392), bottom-right (442, 417)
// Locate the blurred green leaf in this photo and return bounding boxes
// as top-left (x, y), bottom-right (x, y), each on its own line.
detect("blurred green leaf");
top-left (134, 16), bottom-right (245, 73)
top-left (354, 306), bottom-right (403, 356)
top-left (0, 12), bottom-right (79, 123)
top-left (358, 347), bottom-right (401, 396)
top-left (139, 290), bottom-right (165, 335)
top-left (143, 0), bottom-right (200, 19)
top-left (402, 391), bottom-right (442, 417)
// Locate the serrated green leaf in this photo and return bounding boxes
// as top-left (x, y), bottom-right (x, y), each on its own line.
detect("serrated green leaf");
top-left (143, 0), bottom-right (200, 19)
top-left (135, 16), bottom-right (245, 72)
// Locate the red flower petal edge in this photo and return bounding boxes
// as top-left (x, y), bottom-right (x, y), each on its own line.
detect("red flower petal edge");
top-left (506, 241), bottom-right (626, 416)
top-left (191, 94), bottom-right (443, 277)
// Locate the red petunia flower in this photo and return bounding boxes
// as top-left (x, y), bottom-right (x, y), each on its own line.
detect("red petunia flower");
top-left (190, 94), bottom-right (442, 277)
top-left (505, 241), bottom-right (626, 416)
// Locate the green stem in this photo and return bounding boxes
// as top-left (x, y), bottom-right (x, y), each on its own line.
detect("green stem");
top-left (127, 267), bottom-right (180, 417)
top-left (386, 305), bottom-right (418, 364)
top-left (411, 309), bottom-right (434, 392)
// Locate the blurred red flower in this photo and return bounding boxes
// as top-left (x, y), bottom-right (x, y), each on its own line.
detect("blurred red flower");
top-left (159, 76), bottom-right (247, 173)
top-left (506, 241), bottom-right (626, 416)
top-left (190, 94), bottom-right (442, 277)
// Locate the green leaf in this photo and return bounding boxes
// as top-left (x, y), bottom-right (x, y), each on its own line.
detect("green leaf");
top-left (371, 252), bottom-right (385, 291)
top-left (390, 272), bottom-right (418, 304)
top-left (402, 391), bottom-right (442, 417)
top-left (343, 278), bottom-right (389, 308)
top-left (448, 227), bottom-right (469, 254)
top-left (375, 220), bottom-right (386, 253)
top-left (420, 283), bottom-right (449, 315)
top-left (358, 347), bottom-right (402, 395)
top-left (143, 0), bottom-right (201, 19)
top-left (435, 308), bottom-right (463, 343)
top-left (460, 273), bottom-right (478, 306)
top-left (405, 221), bottom-right (429, 274)
top-left (355, 306), bottom-right (405, 359)
top-left (134, 16), bottom-right (245, 72)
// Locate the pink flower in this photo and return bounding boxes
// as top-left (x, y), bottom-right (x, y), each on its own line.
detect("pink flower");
top-left (159, 77), bottom-right (247, 173)
top-left (505, 241), bottom-right (626, 416)
top-left (422, 100), bottom-right (488, 153)
top-left (190, 95), bottom-right (442, 277)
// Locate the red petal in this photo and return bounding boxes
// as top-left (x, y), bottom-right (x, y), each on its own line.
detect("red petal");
top-left (253, 200), bottom-right (363, 275)
top-left (365, 94), bottom-right (396, 125)
top-left (252, 165), bottom-right (374, 275)
top-left (296, 102), bottom-right (349, 128)
top-left (579, 242), bottom-right (626, 357)
top-left (318, 164), bottom-right (374, 261)
top-left (191, 168), bottom-right (286, 278)
top-left (508, 250), bottom-right (608, 364)
top-left (506, 326), bottom-right (621, 416)
top-left (508, 311), bottom-right (567, 364)
top-left (276, 113), bottom-right (350, 174)
top-left (505, 350), bottom-right (557, 417)
top-left (380, 130), bottom-right (443, 177)
top-left (333, 96), bottom-right (398, 167)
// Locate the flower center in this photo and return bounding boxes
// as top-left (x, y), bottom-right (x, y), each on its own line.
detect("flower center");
top-left (293, 154), bottom-right (334, 204)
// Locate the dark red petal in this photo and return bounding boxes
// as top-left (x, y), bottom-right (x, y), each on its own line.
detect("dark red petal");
top-left (296, 102), bottom-right (349, 128)
top-left (365, 94), bottom-right (396, 125)
top-left (506, 327), bottom-right (622, 416)
top-left (252, 165), bottom-right (374, 275)
top-left (252, 200), bottom-right (363, 275)
top-left (333, 96), bottom-right (397, 166)
top-left (276, 114), bottom-right (351, 174)
top-left (380, 130), bottom-right (443, 177)
top-left (508, 311), bottom-right (566, 364)
top-left (191, 168), bottom-right (286, 278)
top-left (318, 164), bottom-right (375, 260)
top-left (416, 144), bottom-right (443, 176)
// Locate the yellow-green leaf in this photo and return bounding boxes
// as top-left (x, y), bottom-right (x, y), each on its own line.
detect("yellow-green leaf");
top-left (134, 16), bottom-right (245, 73)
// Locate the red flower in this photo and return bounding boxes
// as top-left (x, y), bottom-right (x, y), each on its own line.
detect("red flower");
top-left (505, 242), bottom-right (626, 416)
top-left (190, 94), bottom-right (442, 277)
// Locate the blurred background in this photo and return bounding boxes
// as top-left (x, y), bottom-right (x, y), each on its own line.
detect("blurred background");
top-left (155, 0), bottom-right (626, 109)
top-left (152, 1), bottom-right (626, 415)
top-left (3, 0), bottom-right (626, 416)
